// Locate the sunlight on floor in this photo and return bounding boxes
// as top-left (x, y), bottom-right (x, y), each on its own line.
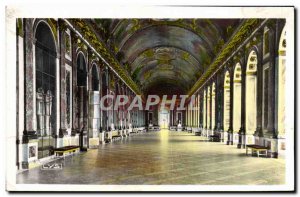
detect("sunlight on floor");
top-left (17, 131), bottom-right (285, 185)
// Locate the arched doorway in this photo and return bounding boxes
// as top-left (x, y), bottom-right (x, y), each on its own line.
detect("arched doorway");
top-left (108, 84), bottom-right (115, 130)
top-left (35, 21), bottom-right (57, 159)
top-left (159, 109), bottom-right (169, 129)
top-left (223, 71), bottom-right (231, 144)
top-left (233, 63), bottom-right (242, 144)
top-left (245, 50), bottom-right (257, 145)
top-left (115, 83), bottom-right (120, 129)
top-left (211, 83), bottom-right (216, 135)
top-left (277, 26), bottom-right (286, 154)
top-left (101, 72), bottom-right (108, 130)
top-left (76, 52), bottom-right (88, 136)
top-left (91, 64), bottom-right (99, 91)
top-left (125, 88), bottom-right (130, 129)
top-left (89, 64), bottom-right (100, 139)
top-left (207, 87), bottom-right (211, 136)
top-left (203, 90), bottom-right (207, 136)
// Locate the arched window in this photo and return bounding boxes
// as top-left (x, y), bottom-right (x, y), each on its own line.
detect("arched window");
top-left (278, 26), bottom-right (286, 138)
top-left (91, 64), bottom-right (99, 91)
top-left (76, 53), bottom-right (87, 132)
top-left (203, 90), bottom-right (206, 130)
top-left (77, 53), bottom-right (87, 87)
top-left (211, 83), bottom-right (216, 134)
top-left (101, 72), bottom-right (108, 130)
top-left (233, 63), bottom-right (242, 144)
top-left (245, 50), bottom-right (257, 144)
top-left (207, 87), bottom-right (211, 131)
top-left (102, 72), bottom-right (107, 96)
top-left (223, 71), bottom-right (230, 132)
top-left (35, 21), bottom-right (56, 137)
top-left (115, 83), bottom-right (120, 128)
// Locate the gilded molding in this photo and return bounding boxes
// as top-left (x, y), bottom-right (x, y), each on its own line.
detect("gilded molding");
top-left (67, 19), bottom-right (142, 96)
top-left (17, 18), bottom-right (24, 37)
top-left (47, 19), bottom-right (58, 42)
top-left (188, 19), bottom-right (263, 96)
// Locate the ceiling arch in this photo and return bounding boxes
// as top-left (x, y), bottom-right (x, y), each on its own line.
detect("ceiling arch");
top-left (129, 45), bottom-right (201, 67)
top-left (92, 19), bottom-right (241, 96)
top-left (119, 25), bottom-right (214, 65)
top-left (131, 46), bottom-right (202, 77)
top-left (110, 19), bottom-right (224, 55)
top-left (140, 69), bottom-right (193, 91)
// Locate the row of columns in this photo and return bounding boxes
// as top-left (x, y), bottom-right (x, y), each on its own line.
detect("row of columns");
top-left (17, 18), bottom-right (147, 169)
top-left (184, 20), bottom-right (286, 158)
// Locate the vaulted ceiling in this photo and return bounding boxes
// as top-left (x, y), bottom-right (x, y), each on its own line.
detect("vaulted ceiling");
top-left (89, 19), bottom-right (241, 96)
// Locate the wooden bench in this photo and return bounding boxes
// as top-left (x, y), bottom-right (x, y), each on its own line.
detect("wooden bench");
top-left (246, 145), bottom-right (269, 157)
top-left (169, 126), bottom-right (177, 131)
top-left (130, 131), bottom-right (139, 136)
top-left (54, 146), bottom-right (80, 158)
top-left (111, 131), bottom-right (121, 141)
top-left (112, 135), bottom-right (122, 141)
top-left (137, 127), bottom-right (146, 132)
top-left (147, 126), bottom-right (160, 131)
top-left (209, 134), bottom-right (220, 142)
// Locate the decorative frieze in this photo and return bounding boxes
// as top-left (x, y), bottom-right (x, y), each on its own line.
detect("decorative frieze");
top-left (188, 19), bottom-right (263, 96)
top-left (47, 18), bottom-right (58, 42)
top-left (67, 19), bottom-right (143, 96)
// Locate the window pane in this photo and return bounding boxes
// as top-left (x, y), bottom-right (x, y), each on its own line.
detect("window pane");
top-left (36, 47), bottom-right (43, 71)
top-left (42, 50), bottom-right (49, 74)
top-left (49, 54), bottom-right (56, 76)
top-left (43, 74), bottom-right (50, 92)
top-left (35, 22), bottom-right (57, 159)
top-left (36, 70), bottom-right (43, 91)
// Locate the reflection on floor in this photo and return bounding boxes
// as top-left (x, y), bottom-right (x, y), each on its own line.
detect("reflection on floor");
top-left (17, 130), bottom-right (285, 185)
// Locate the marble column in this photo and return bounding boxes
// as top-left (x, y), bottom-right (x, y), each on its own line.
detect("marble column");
top-left (238, 52), bottom-right (246, 149)
top-left (23, 18), bottom-right (37, 142)
top-left (203, 90), bottom-right (207, 135)
top-left (58, 19), bottom-right (67, 139)
top-left (208, 86), bottom-right (211, 135)
top-left (227, 68), bottom-right (234, 145)
top-left (185, 109), bottom-right (187, 128)
top-left (71, 31), bottom-right (78, 136)
top-left (255, 30), bottom-right (264, 140)
top-left (217, 72), bottom-right (224, 142)
top-left (170, 110), bottom-right (173, 127)
top-left (266, 25), bottom-right (278, 158)
top-left (211, 84), bottom-right (215, 135)
top-left (17, 18), bottom-right (25, 169)
top-left (266, 27), bottom-right (277, 140)
top-left (197, 94), bottom-right (200, 128)
top-left (199, 93), bottom-right (203, 129)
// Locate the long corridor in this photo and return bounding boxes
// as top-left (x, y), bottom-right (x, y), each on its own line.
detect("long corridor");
top-left (17, 130), bottom-right (285, 185)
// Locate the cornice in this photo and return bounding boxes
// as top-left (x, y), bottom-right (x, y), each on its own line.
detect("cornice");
top-left (67, 19), bottom-right (143, 97)
top-left (187, 19), bottom-right (263, 96)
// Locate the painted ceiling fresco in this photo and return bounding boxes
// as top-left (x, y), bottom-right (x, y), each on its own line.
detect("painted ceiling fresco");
top-left (89, 19), bottom-right (241, 95)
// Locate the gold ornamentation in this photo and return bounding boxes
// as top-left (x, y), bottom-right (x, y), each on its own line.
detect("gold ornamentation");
top-left (68, 19), bottom-right (142, 96)
top-left (188, 19), bottom-right (262, 96)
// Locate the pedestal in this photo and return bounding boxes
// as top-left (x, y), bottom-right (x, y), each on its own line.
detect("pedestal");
top-left (233, 133), bottom-right (239, 145)
top-left (220, 131), bottom-right (224, 142)
top-left (56, 137), bottom-right (64, 148)
top-left (269, 138), bottom-right (278, 158)
top-left (89, 137), bottom-right (100, 149)
top-left (277, 137), bottom-right (286, 158)
top-left (223, 131), bottom-right (228, 144)
top-left (237, 133), bottom-right (245, 149)
top-left (99, 132), bottom-right (105, 144)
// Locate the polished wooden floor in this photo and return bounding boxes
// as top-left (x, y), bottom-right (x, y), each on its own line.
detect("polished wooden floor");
top-left (17, 130), bottom-right (285, 185)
